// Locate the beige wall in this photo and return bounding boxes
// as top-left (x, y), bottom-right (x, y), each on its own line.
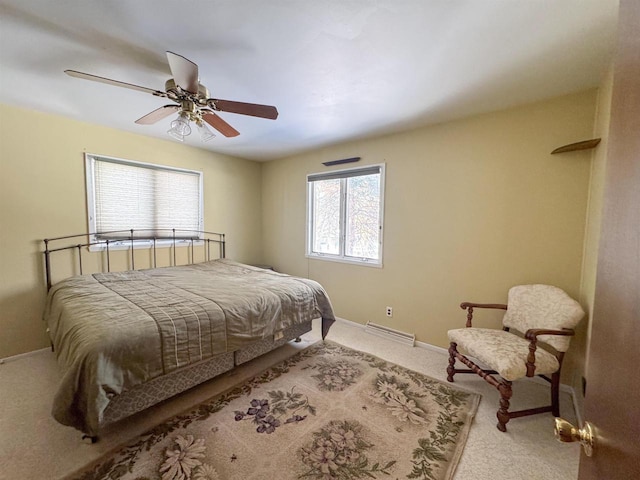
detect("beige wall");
top-left (0, 104), bottom-right (263, 358)
top-left (1, 89), bottom-right (602, 388)
top-left (262, 90), bottom-right (597, 382)
top-left (572, 66), bottom-right (615, 411)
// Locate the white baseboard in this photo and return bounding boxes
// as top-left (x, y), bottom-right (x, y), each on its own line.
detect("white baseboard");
top-left (415, 339), bottom-right (449, 355)
top-left (334, 316), bottom-right (363, 328)
top-left (0, 347), bottom-right (50, 364)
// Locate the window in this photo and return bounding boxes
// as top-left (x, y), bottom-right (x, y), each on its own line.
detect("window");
top-left (85, 154), bottom-right (203, 246)
top-left (306, 164), bottom-right (384, 266)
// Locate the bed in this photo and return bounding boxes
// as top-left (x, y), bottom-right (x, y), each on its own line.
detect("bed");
top-left (42, 230), bottom-right (335, 439)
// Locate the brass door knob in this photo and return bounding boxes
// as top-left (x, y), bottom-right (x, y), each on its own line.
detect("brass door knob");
top-left (554, 418), bottom-right (595, 457)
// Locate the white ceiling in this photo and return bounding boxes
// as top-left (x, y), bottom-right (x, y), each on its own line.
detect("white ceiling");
top-left (0, 1), bottom-right (619, 161)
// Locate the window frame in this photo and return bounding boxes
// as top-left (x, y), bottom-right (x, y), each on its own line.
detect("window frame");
top-left (85, 153), bottom-right (204, 251)
top-left (306, 163), bottom-right (385, 267)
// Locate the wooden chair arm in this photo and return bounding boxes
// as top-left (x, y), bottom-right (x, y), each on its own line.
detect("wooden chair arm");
top-left (460, 302), bottom-right (508, 328)
top-left (524, 328), bottom-right (575, 340)
top-left (524, 329), bottom-right (575, 377)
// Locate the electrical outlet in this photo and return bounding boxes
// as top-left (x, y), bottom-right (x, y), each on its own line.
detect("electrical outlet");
top-left (386, 306), bottom-right (393, 317)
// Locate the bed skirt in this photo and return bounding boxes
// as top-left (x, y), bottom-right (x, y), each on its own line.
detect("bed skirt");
top-left (100, 321), bottom-right (312, 429)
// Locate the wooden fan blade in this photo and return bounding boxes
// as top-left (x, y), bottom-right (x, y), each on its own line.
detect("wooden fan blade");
top-left (64, 70), bottom-right (165, 96)
top-left (166, 51), bottom-right (199, 94)
top-left (209, 99), bottom-right (278, 120)
top-left (135, 105), bottom-right (180, 125)
top-left (202, 110), bottom-right (240, 137)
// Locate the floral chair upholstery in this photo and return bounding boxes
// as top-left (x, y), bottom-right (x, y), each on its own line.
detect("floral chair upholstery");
top-left (446, 284), bottom-right (584, 432)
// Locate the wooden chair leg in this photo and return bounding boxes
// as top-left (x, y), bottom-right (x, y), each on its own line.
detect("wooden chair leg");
top-left (551, 371), bottom-right (561, 417)
top-left (497, 381), bottom-right (513, 432)
top-left (447, 342), bottom-right (458, 382)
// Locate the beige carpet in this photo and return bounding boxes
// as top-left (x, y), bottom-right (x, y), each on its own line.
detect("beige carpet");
top-left (64, 341), bottom-right (480, 480)
top-left (0, 318), bottom-right (580, 480)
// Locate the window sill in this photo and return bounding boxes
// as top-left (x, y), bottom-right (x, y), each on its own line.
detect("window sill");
top-left (305, 254), bottom-right (383, 268)
top-left (88, 238), bottom-right (203, 253)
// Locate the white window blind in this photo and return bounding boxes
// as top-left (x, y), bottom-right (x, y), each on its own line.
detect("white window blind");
top-left (86, 154), bottom-right (203, 239)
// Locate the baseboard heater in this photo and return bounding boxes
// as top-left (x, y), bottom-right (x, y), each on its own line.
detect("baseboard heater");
top-left (364, 321), bottom-right (415, 347)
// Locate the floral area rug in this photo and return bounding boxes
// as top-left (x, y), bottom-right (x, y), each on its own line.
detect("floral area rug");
top-left (67, 341), bottom-right (480, 480)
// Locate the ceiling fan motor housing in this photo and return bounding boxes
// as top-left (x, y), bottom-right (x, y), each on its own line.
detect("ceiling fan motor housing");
top-left (164, 78), bottom-right (210, 107)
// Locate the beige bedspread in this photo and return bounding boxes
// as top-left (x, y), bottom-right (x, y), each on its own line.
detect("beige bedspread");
top-left (43, 259), bottom-right (335, 435)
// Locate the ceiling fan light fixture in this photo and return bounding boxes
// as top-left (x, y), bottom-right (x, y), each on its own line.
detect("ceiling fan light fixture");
top-left (167, 129), bottom-right (185, 142)
top-left (167, 112), bottom-right (191, 141)
top-left (195, 119), bottom-right (215, 142)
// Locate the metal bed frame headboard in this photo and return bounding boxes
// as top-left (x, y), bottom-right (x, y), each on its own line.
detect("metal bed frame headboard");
top-left (43, 229), bottom-right (226, 291)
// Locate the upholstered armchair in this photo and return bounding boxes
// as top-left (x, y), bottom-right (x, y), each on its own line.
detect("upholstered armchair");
top-left (446, 284), bottom-right (584, 432)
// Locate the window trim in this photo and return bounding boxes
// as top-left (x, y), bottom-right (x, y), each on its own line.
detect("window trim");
top-left (85, 153), bottom-right (204, 251)
top-left (305, 163), bottom-right (385, 267)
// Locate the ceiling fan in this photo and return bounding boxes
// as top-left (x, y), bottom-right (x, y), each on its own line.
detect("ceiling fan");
top-left (65, 51), bottom-right (278, 142)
